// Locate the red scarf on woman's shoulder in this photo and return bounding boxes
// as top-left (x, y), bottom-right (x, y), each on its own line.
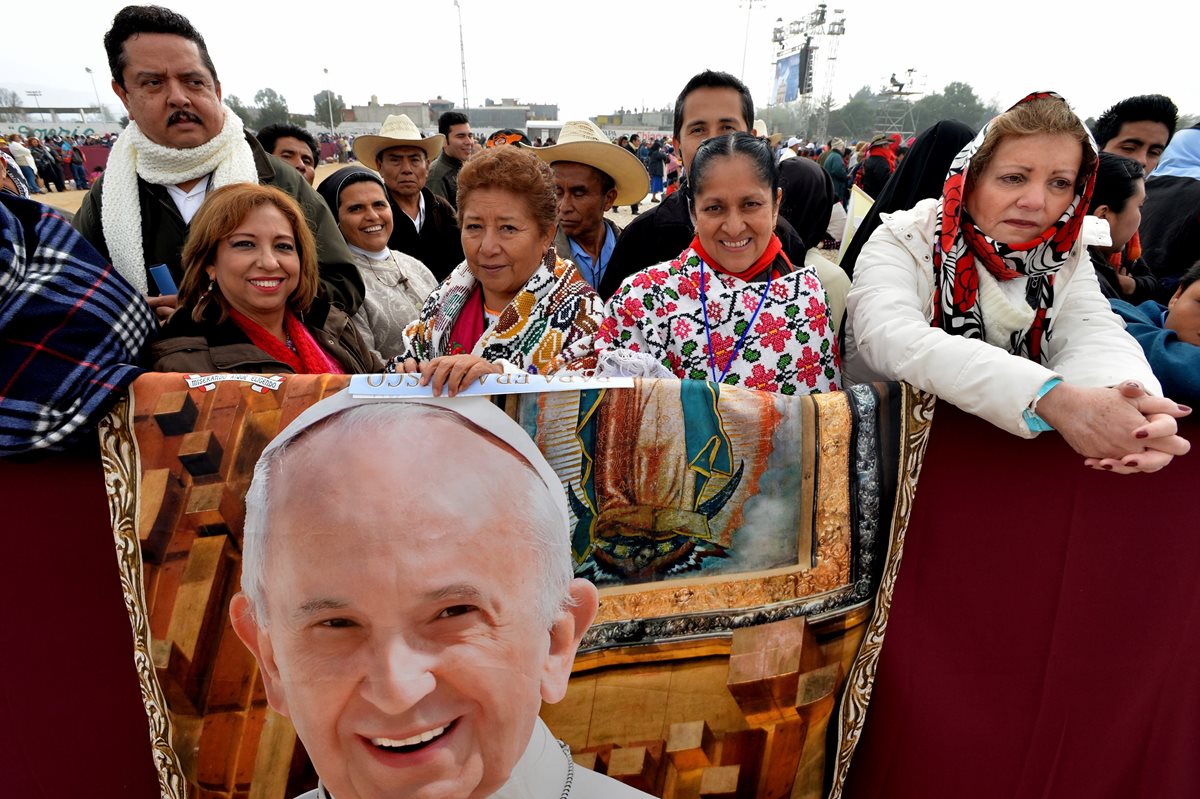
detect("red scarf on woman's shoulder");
top-left (228, 308), bottom-right (344, 374)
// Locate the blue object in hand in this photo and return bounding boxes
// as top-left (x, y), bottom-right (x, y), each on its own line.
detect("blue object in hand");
top-left (148, 263), bottom-right (178, 295)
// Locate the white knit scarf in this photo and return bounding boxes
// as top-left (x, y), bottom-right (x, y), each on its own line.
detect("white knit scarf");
top-left (101, 104), bottom-right (258, 293)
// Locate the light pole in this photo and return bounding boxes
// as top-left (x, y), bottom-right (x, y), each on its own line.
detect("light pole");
top-left (322, 68), bottom-right (336, 135)
top-left (738, 0), bottom-right (765, 81)
top-left (85, 67), bottom-right (108, 122)
top-left (454, 0), bottom-right (469, 110)
top-left (26, 90), bottom-right (42, 121)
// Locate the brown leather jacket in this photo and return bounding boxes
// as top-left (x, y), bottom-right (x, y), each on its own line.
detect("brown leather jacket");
top-left (146, 298), bottom-right (384, 374)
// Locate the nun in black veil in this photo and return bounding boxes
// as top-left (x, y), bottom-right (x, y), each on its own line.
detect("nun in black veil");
top-left (777, 156), bottom-right (852, 329)
top-left (839, 120), bottom-right (976, 278)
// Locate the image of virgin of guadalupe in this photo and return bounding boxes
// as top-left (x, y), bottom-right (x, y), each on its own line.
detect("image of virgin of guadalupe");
top-left (528, 378), bottom-right (806, 585)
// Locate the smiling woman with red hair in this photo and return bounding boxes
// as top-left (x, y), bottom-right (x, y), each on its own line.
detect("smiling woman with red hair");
top-left (148, 184), bottom-right (381, 374)
top-left (844, 92), bottom-right (1191, 474)
top-left (389, 145), bottom-right (604, 395)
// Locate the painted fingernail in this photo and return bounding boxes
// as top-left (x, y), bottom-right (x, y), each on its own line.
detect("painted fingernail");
top-left (1136, 430), bottom-right (1149, 439)
top-left (1102, 464), bottom-right (1113, 470)
top-left (1124, 381), bottom-right (1141, 390)
top-left (1127, 461), bottom-right (1139, 468)
top-left (1179, 405), bottom-right (1192, 413)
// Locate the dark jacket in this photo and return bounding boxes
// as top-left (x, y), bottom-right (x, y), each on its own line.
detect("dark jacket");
top-left (73, 132), bottom-right (365, 314)
top-left (861, 155), bottom-right (892, 198)
top-left (146, 298), bottom-right (383, 374)
top-left (427, 152), bottom-right (463, 209)
top-left (824, 152), bottom-right (850, 205)
top-left (1141, 175), bottom-right (1200, 300)
top-left (597, 185), bottom-right (809, 300)
top-left (647, 148), bottom-right (669, 178)
top-left (386, 186), bottom-right (465, 283)
top-left (1088, 247), bottom-right (1158, 305)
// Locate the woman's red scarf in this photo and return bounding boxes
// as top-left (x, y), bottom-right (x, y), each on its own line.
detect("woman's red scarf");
top-left (228, 307), bottom-right (344, 374)
top-left (931, 91), bottom-right (1097, 362)
top-left (446, 284), bottom-right (487, 355)
top-left (690, 233), bottom-right (784, 281)
top-left (868, 143), bottom-right (897, 171)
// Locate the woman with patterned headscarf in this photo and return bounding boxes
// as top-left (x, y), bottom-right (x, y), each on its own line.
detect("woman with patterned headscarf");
top-left (844, 92), bottom-right (1190, 474)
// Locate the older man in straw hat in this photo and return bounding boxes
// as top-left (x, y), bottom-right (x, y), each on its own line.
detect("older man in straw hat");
top-left (534, 120), bottom-right (649, 290)
top-left (230, 390), bottom-right (654, 799)
top-left (354, 114), bottom-right (464, 281)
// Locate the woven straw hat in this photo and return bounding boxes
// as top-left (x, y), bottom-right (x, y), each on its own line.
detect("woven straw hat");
top-left (534, 120), bottom-right (650, 207)
top-left (352, 114), bottom-right (444, 166)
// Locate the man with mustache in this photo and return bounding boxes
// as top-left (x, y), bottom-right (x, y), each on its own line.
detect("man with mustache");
top-left (74, 5), bottom-right (363, 322)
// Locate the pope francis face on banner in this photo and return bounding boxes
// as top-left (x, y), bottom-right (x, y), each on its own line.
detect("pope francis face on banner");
top-left (229, 396), bottom-right (653, 799)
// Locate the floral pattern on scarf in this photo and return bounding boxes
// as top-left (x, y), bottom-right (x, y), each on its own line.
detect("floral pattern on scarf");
top-left (932, 91), bottom-right (1097, 362)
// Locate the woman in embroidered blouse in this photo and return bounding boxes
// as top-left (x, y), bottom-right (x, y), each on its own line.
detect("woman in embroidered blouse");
top-left (390, 145), bottom-right (604, 395)
top-left (148, 184), bottom-right (382, 374)
top-left (316, 166), bottom-right (439, 362)
top-left (843, 92), bottom-right (1190, 474)
top-left (596, 132), bottom-right (840, 396)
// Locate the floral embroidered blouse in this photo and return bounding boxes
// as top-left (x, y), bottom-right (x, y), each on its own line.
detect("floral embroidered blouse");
top-left (597, 245), bottom-right (840, 395)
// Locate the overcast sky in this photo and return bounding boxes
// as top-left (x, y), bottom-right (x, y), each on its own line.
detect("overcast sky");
top-left (3, 0), bottom-right (1195, 128)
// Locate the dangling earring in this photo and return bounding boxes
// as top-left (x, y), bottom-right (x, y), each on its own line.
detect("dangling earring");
top-left (201, 279), bottom-right (214, 300)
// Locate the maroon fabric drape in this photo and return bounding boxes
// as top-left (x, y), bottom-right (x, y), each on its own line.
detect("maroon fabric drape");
top-left (844, 404), bottom-right (1200, 798)
top-left (0, 447), bottom-right (161, 797)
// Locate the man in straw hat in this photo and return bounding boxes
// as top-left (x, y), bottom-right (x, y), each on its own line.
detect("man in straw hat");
top-left (75, 5), bottom-right (363, 320)
top-left (354, 114), bottom-right (464, 281)
top-left (230, 391), bottom-right (654, 799)
top-left (753, 118), bottom-right (782, 150)
top-left (534, 120), bottom-right (649, 290)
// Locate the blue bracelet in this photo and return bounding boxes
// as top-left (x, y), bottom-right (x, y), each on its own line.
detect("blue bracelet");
top-left (1023, 377), bottom-right (1063, 432)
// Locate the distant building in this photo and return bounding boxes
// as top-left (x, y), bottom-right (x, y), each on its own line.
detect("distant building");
top-left (348, 96), bottom-right (436, 128)
top-left (592, 107), bottom-right (673, 138)
top-left (463, 98), bottom-right (560, 135)
top-left (312, 95), bottom-right (560, 138)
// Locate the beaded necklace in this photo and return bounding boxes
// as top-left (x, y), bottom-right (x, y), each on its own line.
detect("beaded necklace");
top-left (698, 257), bottom-right (773, 385)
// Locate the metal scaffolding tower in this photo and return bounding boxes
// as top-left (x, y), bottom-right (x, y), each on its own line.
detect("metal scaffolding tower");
top-left (873, 69), bottom-right (923, 137)
top-left (769, 4), bottom-right (847, 142)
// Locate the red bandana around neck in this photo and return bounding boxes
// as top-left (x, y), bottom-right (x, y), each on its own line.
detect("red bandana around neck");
top-left (930, 90), bottom-right (1097, 362)
top-left (228, 307), bottom-right (344, 374)
top-left (690, 233), bottom-right (785, 281)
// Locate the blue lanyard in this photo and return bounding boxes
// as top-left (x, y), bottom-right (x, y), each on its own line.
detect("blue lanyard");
top-left (698, 257), bottom-right (773, 385)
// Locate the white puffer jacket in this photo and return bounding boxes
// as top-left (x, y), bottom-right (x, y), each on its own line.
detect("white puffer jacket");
top-left (843, 198), bottom-right (1160, 438)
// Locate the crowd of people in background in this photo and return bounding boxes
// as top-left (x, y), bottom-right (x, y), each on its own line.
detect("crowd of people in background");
top-left (0, 130), bottom-right (114, 192)
top-left (2, 3), bottom-right (1196, 477)
top-left (1, 6), bottom-right (1198, 799)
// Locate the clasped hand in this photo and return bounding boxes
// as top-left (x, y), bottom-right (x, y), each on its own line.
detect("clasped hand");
top-left (395, 354), bottom-right (504, 397)
top-left (1037, 381), bottom-right (1191, 474)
